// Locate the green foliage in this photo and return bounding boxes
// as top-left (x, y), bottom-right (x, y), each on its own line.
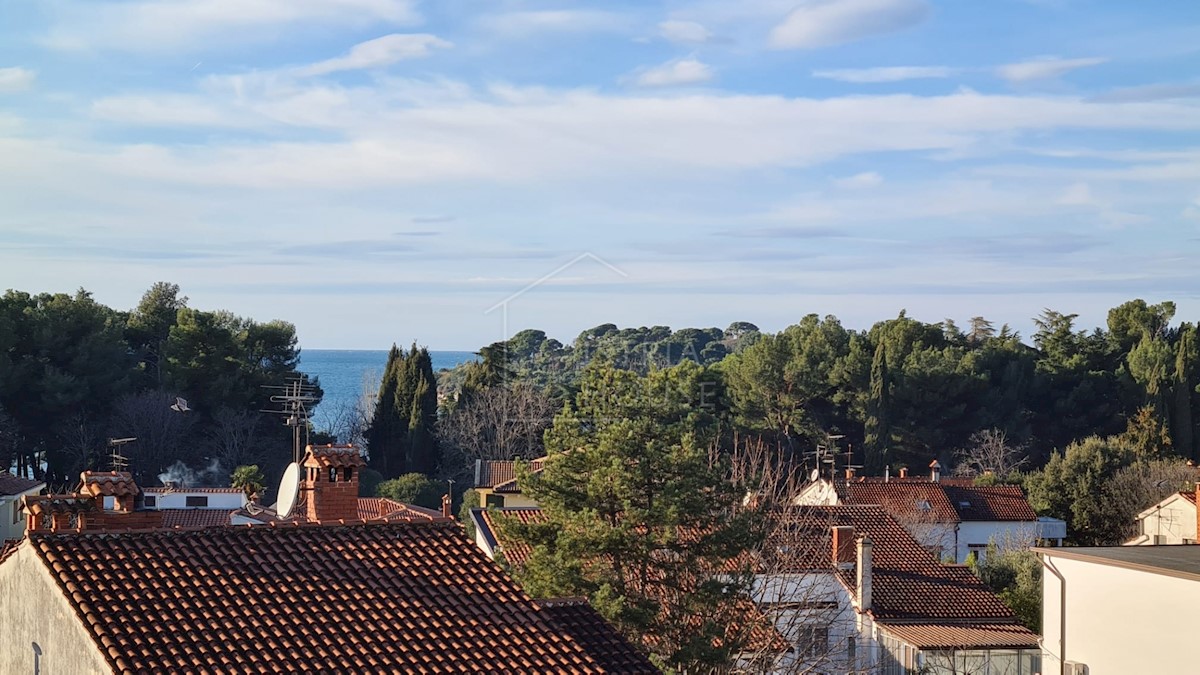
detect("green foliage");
top-left (458, 488), bottom-right (480, 538)
top-left (1024, 435), bottom-right (1135, 545)
top-left (376, 472), bottom-right (443, 509)
top-left (499, 362), bottom-right (760, 672)
top-left (230, 464), bottom-right (265, 499)
top-left (366, 343), bottom-right (439, 478)
top-left (357, 468), bottom-right (384, 497)
top-left (969, 545), bottom-right (1042, 632)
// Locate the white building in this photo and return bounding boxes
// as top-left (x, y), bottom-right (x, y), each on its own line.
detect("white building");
top-left (794, 468), bottom-right (1065, 563)
top-left (0, 472), bottom-right (44, 542)
top-left (1038, 545), bottom-right (1200, 674)
top-left (1125, 490), bottom-right (1197, 545)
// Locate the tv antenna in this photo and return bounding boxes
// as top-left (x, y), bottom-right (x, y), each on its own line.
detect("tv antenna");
top-left (106, 437), bottom-right (137, 471)
top-left (262, 376), bottom-right (321, 464)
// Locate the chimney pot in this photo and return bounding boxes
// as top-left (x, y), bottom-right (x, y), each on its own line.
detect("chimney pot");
top-left (898, 467), bottom-right (908, 479)
top-left (929, 459), bottom-right (941, 483)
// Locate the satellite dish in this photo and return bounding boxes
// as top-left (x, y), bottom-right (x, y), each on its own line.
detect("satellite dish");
top-left (809, 469), bottom-right (820, 482)
top-left (276, 462), bottom-right (301, 518)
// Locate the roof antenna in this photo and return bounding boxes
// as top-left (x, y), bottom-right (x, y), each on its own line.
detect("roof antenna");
top-left (262, 376), bottom-right (320, 464)
top-left (106, 438), bottom-right (137, 472)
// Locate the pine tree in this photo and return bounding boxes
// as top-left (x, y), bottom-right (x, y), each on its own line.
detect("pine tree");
top-left (500, 362), bottom-right (760, 671)
top-left (864, 342), bottom-right (892, 474)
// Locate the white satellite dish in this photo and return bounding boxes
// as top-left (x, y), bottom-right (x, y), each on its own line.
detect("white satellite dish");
top-left (809, 469), bottom-right (820, 482)
top-left (276, 462), bottom-right (301, 518)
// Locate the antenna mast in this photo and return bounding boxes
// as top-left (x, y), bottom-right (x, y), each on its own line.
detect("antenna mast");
top-left (262, 377), bottom-right (321, 464)
top-left (106, 437), bottom-right (137, 472)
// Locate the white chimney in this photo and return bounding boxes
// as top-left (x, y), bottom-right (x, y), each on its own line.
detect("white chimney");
top-left (856, 536), bottom-right (873, 611)
top-left (929, 459), bottom-right (941, 483)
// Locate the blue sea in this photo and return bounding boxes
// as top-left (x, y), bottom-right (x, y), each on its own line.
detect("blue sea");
top-left (299, 350), bottom-right (477, 429)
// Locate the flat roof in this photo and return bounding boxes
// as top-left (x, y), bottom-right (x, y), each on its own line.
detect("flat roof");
top-left (1034, 546), bottom-right (1200, 582)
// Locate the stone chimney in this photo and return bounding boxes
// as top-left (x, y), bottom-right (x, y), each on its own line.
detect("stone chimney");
top-left (856, 536), bottom-right (873, 611)
top-left (301, 444), bottom-right (365, 523)
top-left (831, 526), bottom-right (856, 569)
top-left (898, 467), bottom-right (908, 479)
top-left (929, 459), bottom-right (941, 483)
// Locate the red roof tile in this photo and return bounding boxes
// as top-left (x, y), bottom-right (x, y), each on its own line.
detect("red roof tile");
top-left (478, 507), bottom-right (546, 568)
top-left (841, 481), bottom-right (1037, 523)
top-left (76, 471), bottom-right (139, 498)
top-left (143, 486), bottom-right (243, 494)
top-left (475, 458), bottom-right (545, 491)
top-left (877, 622), bottom-right (1039, 649)
top-left (1182, 491), bottom-right (1197, 505)
top-left (31, 521), bottom-right (647, 673)
top-left (768, 505), bottom-right (1018, 623)
top-left (0, 471), bottom-right (43, 496)
top-left (356, 497), bottom-right (444, 522)
top-left (538, 599), bottom-right (658, 673)
top-left (943, 485), bottom-right (1038, 521)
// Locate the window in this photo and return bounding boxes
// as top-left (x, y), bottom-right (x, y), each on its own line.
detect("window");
top-left (796, 625), bottom-right (829, 659)
top-left (143, 496), bottom-right (157, 508)
top-left (343, 467), bottom-right (353, 482)
top-left (328, 467), bottom-right (338, 483)
top-left (12, 500), bottom-right (21, 525)
top-left (485, 494), bottom-right (505, 508)
top-left (185, 496), bottom-right (209, 508)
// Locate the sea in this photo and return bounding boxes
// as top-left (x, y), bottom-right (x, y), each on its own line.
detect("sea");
top-left (299, 350), bottom-right (477, 429)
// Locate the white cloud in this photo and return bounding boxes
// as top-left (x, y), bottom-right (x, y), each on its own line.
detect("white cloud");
top-left (769, 0), bottom-right (930, 50)
top-left (1091, 82), bottom-right (1200, 103)
top-left (298, 34), bottom-right (451, 76)
top-left (997, 56), bottom-right (1107, 82)
top-left (42, 0), bottom-right (419, 52)
top-left (632, 59), bottom-right (714, 88)
top-left (658, 20), bottom-right (713, 44)
top-left (480, 10), bottom-right (628, 38)
top-left (1057, 181), bottom-right (1095, 205)
top-left (834, 171), bottom-right (884, 188)
top-left (813, 66), bottom-right (956, 83)
top-left (0, 67), bottom-right (35, 92)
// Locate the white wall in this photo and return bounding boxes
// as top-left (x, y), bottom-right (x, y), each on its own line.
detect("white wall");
top-left (957, 522), bottom-right (1038, 563)
top-left (0, 544), bottom-right (112, 674)
top-left (0, 486), bottom-right (43, 542)
top-left (1042, 553), bottom-right (1200, 675)
top-left (1133, 496), bottom-right (1196, 545)
top-left (752, 572), bottom-right (875, 674)
top-left (144, 491), bottom-right (246, 510)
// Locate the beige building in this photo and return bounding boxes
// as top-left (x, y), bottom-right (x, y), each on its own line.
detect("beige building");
top-left (1125, 490), bottom-right (1197, 545)
top-left (473, 457), bottom-right (543, 508)
top-left (1038, 546), bottom-right (1200, 674)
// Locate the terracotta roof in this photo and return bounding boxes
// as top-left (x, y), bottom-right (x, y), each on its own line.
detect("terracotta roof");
top-left (767, 505), bottom-right (1018, 623)
top-left (160, 509), bottom-right (235, 528)
top-left (303, 444), bottom-right (367, 468)
top-left (841, 481), bottom-right (1037, 523)
top-left (877, 622), bottom-right (1039, 649)
top-left (0, 471), bottom-right (43, 496)
top-left (31, 521), bottom-right (646, 673)
top-left (0, 539), bottom-right (18, 566)
top-left (1182, 491), bottom-right (1198, 505)
top-left (356, 497), bottom-right (444, 522)
top-left (77, 471), bottom-right (139, 498)
top-left (143, 486), bottom-right (243, 494)
top-left (538, 599), bottom-right (659, 673)
top-left (476, 458), bottom-right (545, 491)
top-left (476, 507), bottom-right (547, 568)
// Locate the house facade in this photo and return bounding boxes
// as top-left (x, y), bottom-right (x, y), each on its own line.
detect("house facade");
top-left (472, 457), bottom-right (543, 508)
top-left (1125, 490), bottom-right (1197, 545)
top-left (1038, 545), bottom-right (1200, 674)
top-left (0, 472), bottom-right (43, 542)
top-left (794, 468), bottom-right (1065, 563)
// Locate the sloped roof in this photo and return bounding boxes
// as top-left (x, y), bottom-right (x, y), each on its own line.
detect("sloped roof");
top-left (841, 481), bottom-right (1037, 523)
top-left (77, 471), bottom-right (139, 498)
top-left (0, 471), bottom-right (43, 496)
top-left (476, 458), bottom-right (545, 491)
top-left (878, 622), bottom-right (1039, 649)
top-left (1182, 491), bottom-right (1198, 505)
top-left (160, 509), bottom-right (235, 528)
top-left (477, 507), bottom-right (546, 567)
top-left (538, 599), bottom-right (658, 673)
top-left (766, 505), bottom-right (1018, 623)
top-left (30, 521), bottom-right (645, 673)
top-left (356, 497), bottom-right (443, 522)
top-left (143, 486), bottom-right (243, 494)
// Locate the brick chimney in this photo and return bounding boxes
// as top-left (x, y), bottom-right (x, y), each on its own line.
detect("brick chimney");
top-left (898, 467), bottom-right (908, 479)
top-left (856, 536), bottom-right (873, 611)
top-left (929, 459), bottom-right (941, 483)
top-left (832, 526), bottom-right (856, 569)
top-left (301, 444), bottom-right (365, 523)
top-left (442, 493), bottom-right (452, 518)
top-left (845, 467), bottom-right (856, 480)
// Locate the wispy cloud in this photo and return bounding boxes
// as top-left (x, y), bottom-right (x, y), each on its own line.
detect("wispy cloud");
top-left (631, 59), bottom-right (714, 87)
top-left (480, 10), bottom-right (628, 38)
top-left (658, 20), bottom-right (714, 44)
top-left (996, 56), bottom-right (1107, 82)
top-left (42, 0), bottom-right (420, 52)
top-left (769, 0), bottom-right (930, 50)
top-left (834, 171), bottom-right (884, 188)
top-left (1091, 82), bottom-right (1200, 103)
top-left (298, 34), bottom-right (451, 76)
top-left (813, 65), bottom-right (956, 83)
top-left (0, 67), bottom-right (35, 92)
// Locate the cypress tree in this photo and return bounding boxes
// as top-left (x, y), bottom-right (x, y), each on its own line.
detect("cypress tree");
top-left (1173, 325), bottom-right (1196, 459)
top-left (366, 344), bottom-right (405, 476)
top-left (864, 342), bottom-right (891, 474)
top-left (406, 348), bottom-right (440, 475)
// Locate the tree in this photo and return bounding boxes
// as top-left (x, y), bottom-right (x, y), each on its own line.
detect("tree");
top-left (955, 429), bottom-right (1027, 478)
top-left (864, 342), bottom-right (892, 474)
top-left (438, 382), bottom-right (556, 485)
top-left (377, 473), bottom-right (443, 509)
top-left (969, 544), bottom-right (1041, 632)
top-left (126, 282), bottom-right (188, 385)
top-left (500, 362), bottom-right (760, 671)
top-left (1024, 435), bottom-right (1135, 545)
top-left (366, 345), bottom-right (405, 476)
top-left (230, 464), bottom-right (265, 500)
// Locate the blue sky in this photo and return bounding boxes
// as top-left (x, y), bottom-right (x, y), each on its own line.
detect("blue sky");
top-left (1, 0), bottom-right (1198, 349)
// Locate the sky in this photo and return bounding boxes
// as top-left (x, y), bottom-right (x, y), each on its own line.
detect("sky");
top-left (1, 0), bottom-right (1198, 350)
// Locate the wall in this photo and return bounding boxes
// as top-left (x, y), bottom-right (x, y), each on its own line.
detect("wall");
top-left (751, 572), bottom-right (871, 674)
top-left (1133, 496), bottom-right (1196, 545)
top-left (144, 491), bottom-right (245, 510)
top-left (956, 521), bottom-right (1037, 563)
top-left (0, 544), bottom-right (112, 674)
top-left (1042, 553), bottom-right (1200, 675)
top-left (0, 487), bottom-right (42, 541)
